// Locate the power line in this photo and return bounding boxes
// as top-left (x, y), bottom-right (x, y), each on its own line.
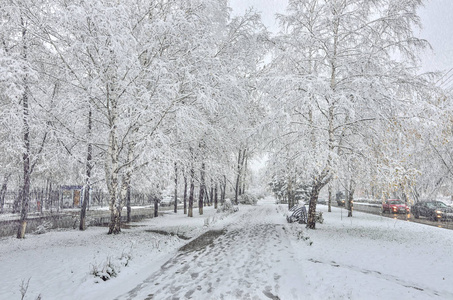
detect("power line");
top-left (438, 71), bottom-right (453, 88)
top-left (436, 67), bottom-right (453, 86)
top-left (440, 78), bottom-right (453, 91)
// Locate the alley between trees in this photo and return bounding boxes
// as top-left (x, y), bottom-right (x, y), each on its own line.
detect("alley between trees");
top-left (116, 203), bottom-right (305, 299)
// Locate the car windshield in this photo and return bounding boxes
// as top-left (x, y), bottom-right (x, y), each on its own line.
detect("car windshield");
top-left (425, 202), bottom-right (446, 209)
top-left (389, 200), bottom-right (403, 204)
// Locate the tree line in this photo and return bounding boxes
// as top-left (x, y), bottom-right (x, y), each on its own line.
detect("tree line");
top-left (1, 0), bottom-right (450, 237)
top-left (263, 0), bottom-right (447, 228)
top-left (1, 0), bottom-right (268, 238)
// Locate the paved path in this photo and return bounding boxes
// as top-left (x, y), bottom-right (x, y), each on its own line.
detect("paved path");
top-left (115, 205), bottom-right (306, 300)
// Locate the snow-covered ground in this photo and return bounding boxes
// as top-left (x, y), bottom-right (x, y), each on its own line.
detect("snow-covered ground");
top-left (1, 197), bottom-right (453, 299)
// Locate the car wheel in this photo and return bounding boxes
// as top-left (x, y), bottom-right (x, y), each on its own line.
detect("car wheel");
top-left (430, 214), bottom-right (438, 222)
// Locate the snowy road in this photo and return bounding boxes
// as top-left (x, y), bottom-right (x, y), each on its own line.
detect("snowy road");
top-left (115, 204), bottom-right (306, 300)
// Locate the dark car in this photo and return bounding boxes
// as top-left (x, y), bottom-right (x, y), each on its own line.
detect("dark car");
top-left (336, 198), bottom-right (346, 206)
top-left (336, 191), bottom-right (346, 206)
top-left (411, 201), bottom-right (453, 221)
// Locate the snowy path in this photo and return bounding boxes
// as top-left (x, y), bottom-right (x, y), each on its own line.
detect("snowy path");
top-left (115, 205), bottom-right (305, 299)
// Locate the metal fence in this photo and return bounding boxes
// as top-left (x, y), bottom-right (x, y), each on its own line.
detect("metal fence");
top-left (0, 188), bottom-right (160, 215)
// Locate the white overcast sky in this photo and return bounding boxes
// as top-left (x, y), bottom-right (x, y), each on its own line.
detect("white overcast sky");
top-left (229, 0), bottom-right (453, 73)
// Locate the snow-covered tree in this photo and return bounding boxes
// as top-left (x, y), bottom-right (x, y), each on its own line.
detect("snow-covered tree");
top-left (1, 0), bottom-right (63, 238)
top-left (269, 0), bottom-right (430, 228)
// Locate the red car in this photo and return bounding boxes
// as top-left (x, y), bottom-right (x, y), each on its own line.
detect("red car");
top-left (382, 199), bottom-right (409, 214)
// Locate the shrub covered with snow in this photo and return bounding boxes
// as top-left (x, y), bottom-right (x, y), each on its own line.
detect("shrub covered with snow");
top-left (217, 199), bottom-right (238, 214)
top-left (34, 221), bottom-right (53, 234)
top-left (91, 257), bottom-right (119, 282)
top-left (239, 193), bottom-right (258, 205)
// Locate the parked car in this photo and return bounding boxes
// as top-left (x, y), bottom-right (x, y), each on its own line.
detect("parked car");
top-left (382, 199), bottom-right (409, 214)
top-left (336, 198), bottom-right (345, 206)
top-left (336, 191), bottom-right (346, 206)
top-left (411, 201), bottom-right (453, 221)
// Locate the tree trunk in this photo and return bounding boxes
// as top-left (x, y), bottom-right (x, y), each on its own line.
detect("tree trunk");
top-left (306, 169), bottom-right (331, 229)
top-left (107, 177), bottom-right (119, 234)
top-left (80, 108), bottom-right (92, 230)
top-left (17, 17), bottom-right (30, 239)
top-left (209, 179), bottom-right (213, 207)
top-left (0, 174), bottom-right (10, 213)
top-left (104, 37), bottom-right (124, 234)
top-left (126, 185), bottom-right (131, 223)
top-left (347, 191), bottom-right (354, 217)
top-left (306, 184), bottom-right (321, 230)
top-left (153, 195), bottom-right (158, 218)
top-left (108, 197), bottom-right (118, 234)
top-left (112, 142), bottom-right (135, 233)
top-left (188, 167), bottom-right (194, 217)
top-left (110, 205), bottom-right (122, 234)
top-left (328, 184), bottom-right (332, 213)
top-left (401, 185), bottom-right (408, 220)
top-left (183, 173), bottom-right (187, 214)
top-left (221, 175), bottom-right (226, 205)
top-left (287, 174), bottom-right (294, 210)
top-left (242, 155), bottom-right (247, 195)
top-left (214, 182), bottom-right (218, 209)
top-left (347, 180), bottom-right (355, 217)
top-left (199, 162), bottom-right (205, 215)
top-left (43, 180), bottom-right (49, 213)
top-left (106, 149), bottom-right (121, 234)
top-left (79, 185), bottom-right (90, 230)
top-left (106, 108), bottom-right (119, 234)
top-left (235, 149), bottom-right (241, 204)
top-left (174, 162), bottom-right (178, 213)
top-left (49, 183), bottom-right (54, 213)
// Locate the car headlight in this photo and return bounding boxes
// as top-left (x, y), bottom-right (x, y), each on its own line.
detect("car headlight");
top-left (436, 210), bottom-right (443, 215)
